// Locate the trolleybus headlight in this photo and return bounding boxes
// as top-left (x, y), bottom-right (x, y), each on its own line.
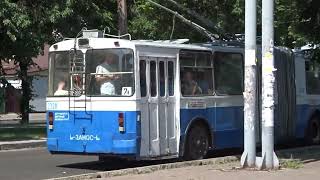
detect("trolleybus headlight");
top-left (118, 112), bottom-right (125, 133)
top-left (48, 112), bottom-right (54, 130)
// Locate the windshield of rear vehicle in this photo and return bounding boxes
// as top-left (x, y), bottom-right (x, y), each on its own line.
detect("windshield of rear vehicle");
top-left (85, 48), bottom-right (135, 96)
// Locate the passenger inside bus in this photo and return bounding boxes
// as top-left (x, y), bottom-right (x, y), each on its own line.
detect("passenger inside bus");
top-left (198, 72), bottom-right (210, 94)
top-left (54, 79), bottom-right (68, 96)
top-left (181, 71), bottom-right (202, 96)
top-left (95, 53), bottom-right (119, 95)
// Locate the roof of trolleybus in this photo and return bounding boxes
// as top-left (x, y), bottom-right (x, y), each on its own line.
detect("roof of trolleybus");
top-left (49, 37), bottom-right (245, 53)
top-left (49, 38), bottom-right (137, 52)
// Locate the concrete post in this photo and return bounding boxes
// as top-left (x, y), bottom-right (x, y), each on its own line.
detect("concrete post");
top-left (241, 0), bottom-right (257, 168)
top-left (260, 0), bottom-right (279, 170)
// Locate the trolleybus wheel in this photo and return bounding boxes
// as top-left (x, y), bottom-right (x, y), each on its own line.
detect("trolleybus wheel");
top-left (184, 125), bottom-right (209, 160)
top-left (306, 117), bottom-right (320, 145)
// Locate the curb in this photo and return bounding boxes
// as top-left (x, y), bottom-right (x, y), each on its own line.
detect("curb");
top-left (0, 140), bottom-right (46, 151)
top-left (47, 155), bottom-right (240, 180)
top-left (48, 145), bottom-right (320, 180)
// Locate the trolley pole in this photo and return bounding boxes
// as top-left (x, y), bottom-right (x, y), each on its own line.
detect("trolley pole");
top-left (117, 0), bottom-right (128, 35)
top-left (241, 0), bottom-right (257, 168)
top-left (260, 0), bottom-right (279, 170)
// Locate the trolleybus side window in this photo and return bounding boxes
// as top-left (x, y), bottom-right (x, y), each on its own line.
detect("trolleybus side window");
top-left (179, 50), bottom-right (213, 96)
top-left (305, 60), bottom-right (320, 94)
top-left (150, 61), bottom-right (157, 97)
top-left (214, 52), bottom-right (243, 95)
top-left (159, 61), bottom-right (165, 97)
top-left (168, 61), bottom-right (174, 96)
top-left (140, 60), bottom-right (147, 97)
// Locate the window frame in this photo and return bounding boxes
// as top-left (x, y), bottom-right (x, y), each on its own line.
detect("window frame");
top-left (305, 59), bottom-right (320, 95)
top-left (213, 51), bottom-right (244, 96)
top-left (168, 61), bottom-right (175, 97)
top-left (47, 51), bottom-right (78, 97)
top-left (139, 60), bottom-right (147, 98)
top-left (150, 60), bottom-right (158, 97)
top-left (159, 61), bottom-right (166, 97)
top-left (85, 48), bottom-right (135, 97)
top-left (179, 49), bottom-right (214, 97)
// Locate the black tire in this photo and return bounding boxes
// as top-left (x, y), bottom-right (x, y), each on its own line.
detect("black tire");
top-left (306, 117), bottom-right (320, 145)
top-left (184, 125), bottom-right (209, 160)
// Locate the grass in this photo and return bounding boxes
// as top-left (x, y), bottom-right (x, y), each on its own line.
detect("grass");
top-left (281, 159), bottom-right (304, 169)
top-left (0, 126), bottom-right (46, 141)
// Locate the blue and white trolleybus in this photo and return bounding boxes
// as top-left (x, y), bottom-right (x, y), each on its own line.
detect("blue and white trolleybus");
top-left (46, 30), bottom-right (320, 160)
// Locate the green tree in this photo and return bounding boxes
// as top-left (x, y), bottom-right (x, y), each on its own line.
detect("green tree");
top-left (128, 0), bottom-right (246, 42)
top-left (128, 0), bottom-right (319, 48)
top-left (0, 1), bottom-right (46, 123)
top-left (0, 0), bottom-right (116, 124)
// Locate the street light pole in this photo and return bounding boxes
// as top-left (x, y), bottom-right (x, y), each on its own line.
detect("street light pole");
top-left (241, 0), bottom-right (257, 168)
top-left (260, 0), bottom-right (279, 170)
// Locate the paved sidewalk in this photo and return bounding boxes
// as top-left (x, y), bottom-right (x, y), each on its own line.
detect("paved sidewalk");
top-left (0, 113), bottom-right (46, 124)
top-left (0, 113), bottom-right (46, 150)
top-left (51, 146), bottom-right (320, 180)
top-left (0, 139), bottom-right (46, 150)
top-left (103, 160), bottom-right (320, 180)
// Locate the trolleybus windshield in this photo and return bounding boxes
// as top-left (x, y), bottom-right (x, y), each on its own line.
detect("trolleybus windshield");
top-left (85, 48), bottom-right (134, 97)
top-left (48, 51), bottom-right (83, 97)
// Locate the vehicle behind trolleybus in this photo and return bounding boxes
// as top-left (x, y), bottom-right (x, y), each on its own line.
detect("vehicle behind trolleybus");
top-left (46, 30), bottom-right (320, 160)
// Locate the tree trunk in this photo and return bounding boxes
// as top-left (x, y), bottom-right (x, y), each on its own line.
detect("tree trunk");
top-left (18, 61), bottom-right (32, 124)
top-left (117, 0), bottom-right (128, 35)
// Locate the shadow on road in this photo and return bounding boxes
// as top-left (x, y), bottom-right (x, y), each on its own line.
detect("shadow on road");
top-left (57, 144), bottom-right (320, 172)
top-left (57, 148), bottom-right (242, 172)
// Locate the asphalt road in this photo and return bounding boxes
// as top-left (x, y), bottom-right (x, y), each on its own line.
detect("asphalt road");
top-left (0, 147), bottom-right (242, 180)
top-left (0, 148), bottom-right (99, 180)
top-left (0, 147), bottom-right (187, 180)
top-left (0, 145), bottom-right (308, 180)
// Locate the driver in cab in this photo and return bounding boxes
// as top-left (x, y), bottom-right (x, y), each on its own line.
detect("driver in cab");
top-left (95, 53), bottom-right (119, 95)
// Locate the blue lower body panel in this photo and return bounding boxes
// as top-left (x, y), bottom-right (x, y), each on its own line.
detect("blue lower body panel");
top-left (180, 104), bottom-right (314, 150)
top-left (180, 106), bottom-right (244, 150)
top-left (46, 111), bottom-right (139, 155)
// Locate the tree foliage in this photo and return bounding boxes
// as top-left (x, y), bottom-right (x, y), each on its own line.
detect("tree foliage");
top-left (128, 0), bottom-right (320, 47)
top-left (0, 0), bottom-right (116, 123)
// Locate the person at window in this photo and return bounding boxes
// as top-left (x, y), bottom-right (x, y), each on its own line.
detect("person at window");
top-left (198, 73), bottom-right (210, 94)
top-left (181, 71), bottom-right (202, 95)
top-left (54, 80), bottom-right (68, 96)
top-left (95, 53), bottom-right (119, 95)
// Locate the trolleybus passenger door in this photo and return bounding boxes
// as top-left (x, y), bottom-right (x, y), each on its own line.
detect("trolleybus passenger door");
top-left (159, 59), bottom-right (178, 156)
top-left (140, 57), bottom-right (177, 157)
top-left (158, 60), bottom-right (168, 155)
top-left (167, 60), bottom-right (177, 154)
top-left (148, 59), bottom-right (160, 156)
top-left (139, 59), bottom-right (150, 157)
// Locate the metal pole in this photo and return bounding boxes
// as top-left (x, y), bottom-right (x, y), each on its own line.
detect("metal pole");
top-left (260, 0), bottom-right (279, 170)
top-left (117, 0), bottom-right (128, 35)
top-left (240, 0), bottom-right (257, 168)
